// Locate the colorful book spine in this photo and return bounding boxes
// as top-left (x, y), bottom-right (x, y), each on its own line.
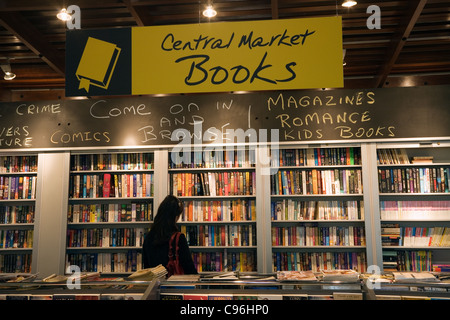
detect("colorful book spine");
top-left (171, 171), bottom-right (255, 197)
top-left (384, 250), bottom-right (433, 272)
top-left (71, 153), bottom-right (154, 171)
top-left (271, 226), bottom-right (365, 247)
top-left (273, 147), bottom-right (361, 167)
top-left (398, 226), bottom-right (449, 247)
top-left (271, 169), bottom-right (362, 195)
top-left (0, 156), bottom-right (38, 173)
top-left (272, 251), bottom-right (366, 273)
top-left (68, 203), bottom-right (152, 223)
top-left (66, 250), bottom-right (143, 273)
top-left (66, 227), bottom-right (148, 248)
top-left (380, 200), bottom-right (450, 220)
top-left (181, 224), bottom-right (256, 247)
top-left (378, 167), bottom-right (450, 193)
top-left (179, 199), bottom-right (255, 222)
top-left (169, 149), bottom-right (255, 169)
top-left (0, 253), bottom-right (32, 273)
top-left (191, 251), bottom-right (256, 273)
top-left (0, 205), bottom-right (35, 224)
top-left (69, 173), bottom-right (154, 198)
top-left (0, 229), bottom-right (33, 248)
top-left (376, 149), bottom-right (410, 165)
top-left (271, 200), bottom-right (363, 221)
top-left (0, 176), bottom-right (37, 200)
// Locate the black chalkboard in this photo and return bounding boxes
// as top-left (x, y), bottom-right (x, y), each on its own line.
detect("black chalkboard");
top-left (1, 85), bottom-right (449, 150)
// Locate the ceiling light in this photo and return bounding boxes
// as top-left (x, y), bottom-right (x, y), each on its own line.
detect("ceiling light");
top-left (203, 5), bottom-right (217, 18)
top-left (1, 62), bottom-right (16, 81)
top-left (342, 1), bottom-right (357, 7)
top-left (4, 71), bottom-right (16, 80)
top-left (57, 8), bottom-right (72, 21)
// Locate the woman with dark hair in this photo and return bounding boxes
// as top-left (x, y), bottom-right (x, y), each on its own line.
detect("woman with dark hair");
top-left (142, 195), bottom-right (197, 274)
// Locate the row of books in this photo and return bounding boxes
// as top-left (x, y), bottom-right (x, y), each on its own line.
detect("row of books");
top-left (171, 171), bottom-right (255, 197)
top-left (180, 224), bottom-right (256, 247)
top-left (68, 203), bottom-right (153, 223)
top-left (375, 295), bottom-right (450, 301)
top-left (272, 251), bottom-right (367, 273)
top-left (179, 199), bottom-right (256, 222)
top-left (66, 227), bottom-right (148, 248)
top-left (272, 147), bottom-right (361, 167)
top-left (433, 264), bottom-right (450, 272)
top-left (383, 250), bottom-right (433, 272)
top-left (191, 251), bottom-right (256, 272)
top-left (66, 251), bottom-right (143, 273)
top-left (161, 292), bottom-right (363, 301)
top-left (380, 200), bottom-right (450, 220)
top-left (69, 173), bottom-right (154, 199)
top-left (0, 205), bottom-right (35, 224)
top-left (0, 253), bottom-right (32, 273)
top-left (71, 153), bottom-right (154, 171)
top-left (271, 226), bottom-right (366, 247)
top-left (378, 167), bottom-right (449, 193)
top-left (271, 169), bottom-right (363, 195)
top-left (0, 156), bottom-right (37, 173)
top-left (381, 224), bottom-right (449, 247)
top-left (169, 149), bottom-right (256, 169)
top-left (161, 293), bottom-right (286, 300)
top-left (272, 200), bottom-right (364, 221)
top-left (377, 148), bottom-right (410, 165)
top-left (0, 294), bottom-right (143, 301)
top-left (0, 176), bottom-right (37, 200)
top-left (0, 229), bottom-right (33, 249)
top-left (381, 224), bottom-right (402, 247)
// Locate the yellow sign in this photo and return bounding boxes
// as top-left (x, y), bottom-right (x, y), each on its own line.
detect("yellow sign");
top-left (76, 37), bottom-right (121, 93)
top-left (132, 16), bottom-right (343, 94)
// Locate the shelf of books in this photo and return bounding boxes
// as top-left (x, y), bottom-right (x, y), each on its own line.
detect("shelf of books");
top-left (0, 155), bottom-right (37, 274)
top-left (270, 147), bottom-right (367, 273)
top-left (377, 146), bottom-right (450, 273)
top-left (169, 148), bottom-right (257, 273)
top-left (65, 152), bottom-right (154, 274)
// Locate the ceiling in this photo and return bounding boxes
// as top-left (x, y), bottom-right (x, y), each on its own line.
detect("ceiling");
top-left (0, 0), bottom-right (449, 101)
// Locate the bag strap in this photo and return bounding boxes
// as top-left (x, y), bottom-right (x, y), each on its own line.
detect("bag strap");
top-left (168, 232), bottom-right (181, 260)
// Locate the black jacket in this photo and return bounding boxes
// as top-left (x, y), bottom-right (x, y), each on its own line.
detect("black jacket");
top-left (142, 230), bottom-right (197, 274)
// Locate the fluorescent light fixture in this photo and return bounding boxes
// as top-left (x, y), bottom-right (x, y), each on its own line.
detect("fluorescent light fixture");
top-left (203, 5), bottom-right (217, 18)
top-left (342, 1), bottom-right (357, 7)
top-left (57, 8), bottom-right (72, 21)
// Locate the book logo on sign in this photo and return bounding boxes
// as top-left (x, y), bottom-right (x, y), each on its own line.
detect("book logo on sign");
top-left (75, 37), bottom-right (121, 93)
